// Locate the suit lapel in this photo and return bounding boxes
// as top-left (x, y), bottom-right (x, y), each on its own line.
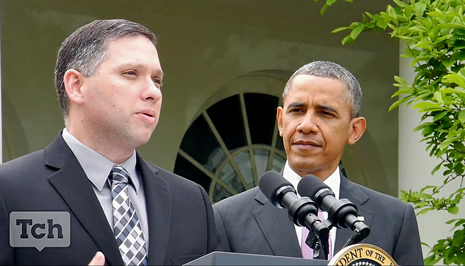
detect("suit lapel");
top-left (334, 175), bottom-right (373, 253)
top-left (137, 157), bottom-right (170, 265)
top-left (253, 191), bottom-right (302, 258)
top-left (45, 135), bottom-right (123, 265)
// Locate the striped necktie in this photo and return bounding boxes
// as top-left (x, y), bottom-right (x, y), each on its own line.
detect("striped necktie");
top-left (109, 166), bottom-right (147, 266)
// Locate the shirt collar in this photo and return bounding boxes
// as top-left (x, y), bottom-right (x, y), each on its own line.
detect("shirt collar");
top-left (282, 160), bottom-right (340, 200)
top-left (62, 128), bottom-right (140, 193)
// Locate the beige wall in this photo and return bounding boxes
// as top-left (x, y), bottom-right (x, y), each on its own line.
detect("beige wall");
top-left (1, 0), bottom-right (398, 195)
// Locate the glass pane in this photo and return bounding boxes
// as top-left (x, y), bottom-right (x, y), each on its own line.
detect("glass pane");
top-left (254, 149), bottom-right (270, 181)
top-left (233, 151), bottom-right (254, 189)
top-left (212, 182), bottom-right (233, 203)
top-left (245, 93), bottom-right (279, 145)
top-left (271, 154), bottom-right (286, 173)
top-left (173, 154), bottom-right (212, 193)
top-left (218, 162), bottom-right (245, 193)
top-left (207, 95), bottom-right (247, 150)
top-left (179, 115), bottom-right (225, 172)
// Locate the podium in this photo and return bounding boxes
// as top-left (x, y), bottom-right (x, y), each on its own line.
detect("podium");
top-left (183, 251), bottom-right (329, 265)
top-left (184, 244), bottom-right (397, 266)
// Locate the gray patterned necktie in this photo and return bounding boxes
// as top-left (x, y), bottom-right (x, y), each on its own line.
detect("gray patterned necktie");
top-left (109, 166), bottom-right (147, 266)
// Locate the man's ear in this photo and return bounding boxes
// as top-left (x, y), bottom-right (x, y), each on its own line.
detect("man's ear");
top-left (63, 69), bottom-right (85, 105)
top-left (348, 116), bottom-right (366, 145)
top-left (276, 106), bottom-right (284, 137)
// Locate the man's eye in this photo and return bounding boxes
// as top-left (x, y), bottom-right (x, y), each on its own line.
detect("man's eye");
top-left (152, 78), bottom-right (163, 88)
top-left (289, 108), bottom-right (303, 114)
top-left (124, 70), bottom-right (137, 76)
top-left (321, 111), bottom-right (335, 117)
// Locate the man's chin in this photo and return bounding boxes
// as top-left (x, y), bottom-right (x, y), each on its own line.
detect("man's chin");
top-left (289, 158), bottom-right (319, 175)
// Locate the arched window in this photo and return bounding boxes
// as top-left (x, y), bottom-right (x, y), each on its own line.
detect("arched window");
top-left (174, 93), bottom-right (286, 203)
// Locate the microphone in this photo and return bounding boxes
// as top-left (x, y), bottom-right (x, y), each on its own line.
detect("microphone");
top-left (258, 170), bottom-right (329, 236)
top-left (297, 175), bottom-right (370, 244)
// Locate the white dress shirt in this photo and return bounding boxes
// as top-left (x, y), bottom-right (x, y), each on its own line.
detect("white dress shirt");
top-left (282, 160), bottom-right (340, 256)
top-left (62, 128), bottom-right (149, 250)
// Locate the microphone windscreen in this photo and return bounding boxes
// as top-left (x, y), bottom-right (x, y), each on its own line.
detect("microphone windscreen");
top-left (297, 174), bottom-right (329, 199)
top-left (259, 170), bottom-right (293, 202)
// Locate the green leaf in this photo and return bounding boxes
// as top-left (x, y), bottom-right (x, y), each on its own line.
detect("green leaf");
top-left (431, 163), bottom-right (442, 175)
top-left (332, 26), bottom-right (350, 33)
top-left (414, 2), bottom-right (427, 18)
top-left (443, 73), bottom-right (465, 88)
top-left (418, 207), bottom-right (434, 215)
top-left (376, 19), bottom-right (388, 29)
top-left (451, 51), bottom-right (465, 61)
top-left (320, 4), bottom-right (329, 15)
top-left (393, 0), bottom-right (410, 9)
top-left (433, 111), bottom-right (448, 121)
top-left (386, 5), bottom-right (398, 24)
top-left (455, 141), bottom-right (465, 153)
top-left (394, 75), bottom-right (408, 84)
top-left (440, 137), bottom-right (456, 151)
top-left (412, 101), bottom-right (443, 111)
top-left (445, 219), bottom-right (459, 225)
top-left (424, 255), bottom-right (440, 266)
top-left (418, 193), bottom-right (433, 199)
top-left (442, 88), bottom-right (465, 95)
top-left (389, 96), bottom-right (412, 111)
top-left (350, 25), bottom-right (364, 40)
top-left (433, 91), bottom-right (444, 104)
top-left (392, 88), bottom-right (413, 98)
top-left (428, 10), bottom-right (446, 20)
top-left (448, 205), bottom-right (459, 214)
top-left (459, 110), bottom-right (465, 123)
top-left (341, 35), bottom-right (354, 45)
top-left (327, 0), bottom-right (337, 5)
top-left (442, 60), bottom-right (454, 69)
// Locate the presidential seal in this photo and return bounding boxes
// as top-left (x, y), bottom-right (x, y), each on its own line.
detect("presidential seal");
top-left (328, 243), bottom-right (397, 266)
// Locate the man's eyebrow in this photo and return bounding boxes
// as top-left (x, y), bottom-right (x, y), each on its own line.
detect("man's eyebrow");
top-left (317, 104), bottom-right (338, 114)
top-left (286, 102), bottom-right (305, 110)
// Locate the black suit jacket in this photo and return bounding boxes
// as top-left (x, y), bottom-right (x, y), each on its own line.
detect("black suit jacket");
top-left (0, 134), bottom-right (220, 265)
top-left (213, 173), bottom-right (424, 266)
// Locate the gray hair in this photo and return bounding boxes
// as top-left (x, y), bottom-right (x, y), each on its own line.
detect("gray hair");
top-left (54, 19), bottom-right (157, 116)
top-left (282, 61), bottom-right (363, 118)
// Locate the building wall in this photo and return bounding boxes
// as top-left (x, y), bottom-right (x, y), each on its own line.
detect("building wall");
top-left (1, 1), bottom-right (398, 194)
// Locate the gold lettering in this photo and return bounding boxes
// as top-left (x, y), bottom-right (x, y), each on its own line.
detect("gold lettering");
top-left (336, 257), bottom-right (347, 266)
top-left (344, 253), bottom-right (351, 263)
top-left (374, 252), bottom-right (386, 263)
top-left (349, 249), bottom-right (360, 261)
top-left (356, 247), bottom-right (363, 257)
top-left (366, 249), bottom-right (373, 257)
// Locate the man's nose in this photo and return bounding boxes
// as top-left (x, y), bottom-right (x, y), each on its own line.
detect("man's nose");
top-left (296, 113), bottom-right (318, 134)
top-left (142, 78), bottom-right (162, 101)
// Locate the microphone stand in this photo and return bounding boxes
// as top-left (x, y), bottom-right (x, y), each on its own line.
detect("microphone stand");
top-left (342, 220), bottom-right (370, 248)
top-left (305, 219), bottom-right (331, 260)
top-left (286, 196), bottom-right (331, 260)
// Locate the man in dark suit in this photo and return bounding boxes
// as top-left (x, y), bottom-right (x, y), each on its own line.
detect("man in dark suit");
top-left (0, 19), bottom-right (219, 266)
top-left (213, 61), bottom-right (424, 265)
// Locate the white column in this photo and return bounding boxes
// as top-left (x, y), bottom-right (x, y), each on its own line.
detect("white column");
top-left (398, 42), bottom-right (465, 260)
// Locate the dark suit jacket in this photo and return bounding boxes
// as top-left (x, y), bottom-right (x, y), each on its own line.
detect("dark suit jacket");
top-left (213, 173), bottom-right (424, 266)
top-left (0, 134), bottom-right (220, 265)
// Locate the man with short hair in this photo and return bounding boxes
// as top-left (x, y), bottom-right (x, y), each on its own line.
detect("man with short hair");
top-left (0, 19), bottom-right (220, 266)
top-left (213, 60), bottom-right (424, 266)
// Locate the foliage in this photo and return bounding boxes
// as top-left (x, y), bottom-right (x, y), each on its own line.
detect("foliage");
top-left (316, 0), bottom-right (465, 264)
